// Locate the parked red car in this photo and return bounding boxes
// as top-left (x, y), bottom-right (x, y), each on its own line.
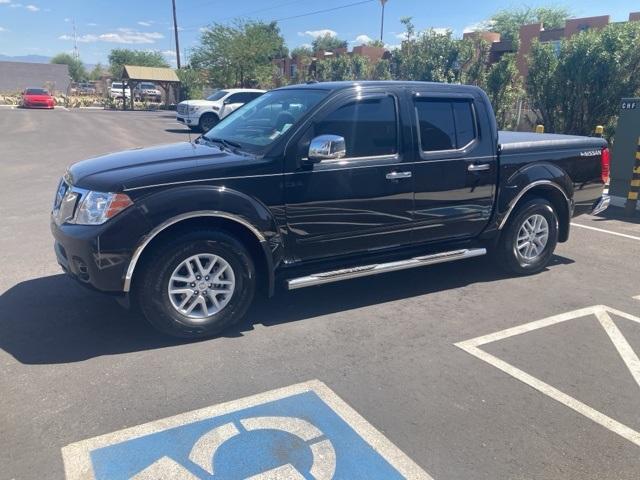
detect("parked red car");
top-left (21, 88), bottom-right (55, 109)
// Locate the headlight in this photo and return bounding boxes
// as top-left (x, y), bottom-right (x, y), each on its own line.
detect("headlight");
top-left (72, 191), bottom-right (133, 225)
top-left (188, 106), bottom-right (199, 114)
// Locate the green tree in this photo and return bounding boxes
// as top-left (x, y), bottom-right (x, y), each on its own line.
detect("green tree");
top-left (88, 63), bottom-right (106, 81)
top-left (527, 21), bottom-right (640, 136)
top-left (176, 67), bottom-right (206, 100)
top-left (371, 58), bottom-right (392, 80)
top-left (311, 33), bottom-right (347, 51)
top-left (367, 39), bottom-right (385, 48)
top-left (51, 53), bottom-right (87, 82)
top-left (107, 49), bottom-right (169, 78)
top-left (290, 47), bottom-right (313, 83)
top-left (350, 55), bottom-right (371, 80)
top-left (191, 20), bottom-right (287, 88)
top-left (484, 54), bottom-right (523, 129)
top-left (391, 20), bottom-right (473, 83)
top-left (489, 6), bottom-right (571, 44)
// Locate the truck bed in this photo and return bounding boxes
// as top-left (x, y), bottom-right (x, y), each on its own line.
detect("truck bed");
top-left (498, 131), bottom-right (605, 153)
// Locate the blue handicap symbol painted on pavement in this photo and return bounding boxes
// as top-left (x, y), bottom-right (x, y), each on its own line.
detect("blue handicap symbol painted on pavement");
top-left (62, 381), bottom-right (432, 480)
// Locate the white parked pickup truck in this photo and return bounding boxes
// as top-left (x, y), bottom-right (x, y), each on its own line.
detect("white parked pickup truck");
top-left (109, 82), bottom-right (131, 99)
top-left (176, 88), bottom-right (265, 132)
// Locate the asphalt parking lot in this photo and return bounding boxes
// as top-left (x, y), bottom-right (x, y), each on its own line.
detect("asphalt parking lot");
top-left (1, 107), bottom-right (639, 479)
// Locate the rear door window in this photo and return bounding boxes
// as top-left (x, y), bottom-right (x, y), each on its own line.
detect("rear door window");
top-left (415, 98), bottom-right (477, 152)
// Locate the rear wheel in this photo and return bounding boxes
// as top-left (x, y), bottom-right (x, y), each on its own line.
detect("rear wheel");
top-left (136, 230), bottom-right (255, 338)
top-left (496, 198), bottom-right (559, 275)
top-left (199, 113), bottom-right (219, 132)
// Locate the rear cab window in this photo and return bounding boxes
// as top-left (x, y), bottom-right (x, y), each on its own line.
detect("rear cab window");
top-left (414, 97), bottom-right (478, 153)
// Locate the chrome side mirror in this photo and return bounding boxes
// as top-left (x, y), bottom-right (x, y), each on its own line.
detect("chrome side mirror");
top-left (308, 135), bottom-right (346, 163)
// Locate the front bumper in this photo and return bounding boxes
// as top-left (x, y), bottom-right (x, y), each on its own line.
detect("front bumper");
top-left (51, 218), bottom-right (131, 293)
top-left (50, 202), bottom-right (154, 293)
top-left (176, 114), bottom-right (196, 126)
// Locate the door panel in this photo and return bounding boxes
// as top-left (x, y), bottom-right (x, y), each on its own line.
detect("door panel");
top-left (409, 93), bottom-right (497, 243)
top-left (284, 90), bottom-right (415, 261)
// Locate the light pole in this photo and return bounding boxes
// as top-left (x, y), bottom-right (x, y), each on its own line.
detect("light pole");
top-left (380, 0), bottom-right (388, 42)
top-left (172, 0), bottom-right (181, 69)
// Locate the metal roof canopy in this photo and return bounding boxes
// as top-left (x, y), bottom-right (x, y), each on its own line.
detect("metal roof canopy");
top-left (121, 65), bottom-right (181, 110)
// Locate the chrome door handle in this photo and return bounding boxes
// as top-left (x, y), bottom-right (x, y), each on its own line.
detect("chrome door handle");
top-left (386, 171), bottom-right (412, 180)
top-left (468, 163), bottom-right (491, 172)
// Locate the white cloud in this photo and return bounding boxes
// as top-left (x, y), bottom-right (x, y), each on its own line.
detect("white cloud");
top-left (0, 26), bottom-right (6, 32)
top-left (298, 29), bottom-right (337, 39)
top-left (0, 1), bottom-right (10, 4)
top-left (137, 21), bottom-right (153, 27)
top-left (431, 27), bottom-right (451, 35)
top-left (353, 34), bottom-right (373, 44)
top-left (25, 4), bottom-right (39, 11)
top-left (10, 3), bottom-right (22, 7)
top-left (86, 22), bottom-right (97, 26)
top-left (395, 32), bottom-right (408, 40)
top-left (58, 33), bottom-right (98, 43)
top-left (64, 17), bottom-right (70, 22)
top-left (58, 28), bottom-right (164, 45)
top-left (463, 21), bottom-right (493, 33)
top-left (161, 49), bottom-right (176, 57)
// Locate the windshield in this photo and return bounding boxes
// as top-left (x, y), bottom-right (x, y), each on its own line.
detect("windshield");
top-left (140, 83), bottom-right (156, 89)
top-left (111, 83), bottom-right (123, 89)
top-left (203, 89), bottom-right (329, 155)
top-left (25, 88), bottom-right (48, 95)
top-left (206, 90), bottom-right (229, 101)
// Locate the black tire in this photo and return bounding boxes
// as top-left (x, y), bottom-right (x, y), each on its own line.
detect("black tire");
top-left (188, 126), bottom-right (199, 132)
top-left (496, 197), bottom-right (559, 275)
top-left (136, 230), bottom-right (255, 338)
top-left (199, 113), bottom-right (219, 132)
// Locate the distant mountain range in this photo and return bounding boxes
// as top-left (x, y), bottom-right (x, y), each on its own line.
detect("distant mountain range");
top-left (0, 54), bottom-right (52, 63)
top-left (0, 54), bottom-right (96, 71)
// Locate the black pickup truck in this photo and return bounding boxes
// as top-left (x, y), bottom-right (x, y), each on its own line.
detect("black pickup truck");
top-left (51, 81), bottom-right (610, 338)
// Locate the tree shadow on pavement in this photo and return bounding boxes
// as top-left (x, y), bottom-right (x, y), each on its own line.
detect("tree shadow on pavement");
top-left (0, 255), bottom-right (574, 365)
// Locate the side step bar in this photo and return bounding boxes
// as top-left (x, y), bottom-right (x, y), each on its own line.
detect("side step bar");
top-left (286, 248), bottom-right (486, 290)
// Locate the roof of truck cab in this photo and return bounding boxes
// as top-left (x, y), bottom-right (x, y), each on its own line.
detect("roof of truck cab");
top-left (277, 80), bottom-right (483, 92)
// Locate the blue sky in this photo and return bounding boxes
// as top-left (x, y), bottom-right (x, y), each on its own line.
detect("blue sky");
top-left (0, 0), bottom-right (637, 65)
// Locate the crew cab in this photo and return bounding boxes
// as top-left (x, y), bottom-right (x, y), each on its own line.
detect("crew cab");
top-left (134, 82), bottom-right (161, 102)
top-left (176, 88), bottom-right (265, 132)
top-left (51, 81), bottom-right (609, 338)
top-left (109, 82), bottom-right (131, 99)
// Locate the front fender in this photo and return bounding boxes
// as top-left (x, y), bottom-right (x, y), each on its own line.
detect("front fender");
top-left (122, 185), bottom-right (282, 293)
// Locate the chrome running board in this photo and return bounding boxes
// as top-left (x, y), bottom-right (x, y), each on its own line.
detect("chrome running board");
top-left (286, 248), bottom-right (486, 290)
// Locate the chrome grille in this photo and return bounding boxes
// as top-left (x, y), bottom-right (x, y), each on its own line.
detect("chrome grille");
top-left (177, 104), bottom-right (188, 115)
top-left (52, 178), bottom-right (83, 224)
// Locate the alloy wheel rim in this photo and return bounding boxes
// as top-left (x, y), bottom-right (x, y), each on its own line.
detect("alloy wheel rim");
top-left (168, 253), bottom-right (235, 320)
top-left (516, 214), bottom-right (549, 262)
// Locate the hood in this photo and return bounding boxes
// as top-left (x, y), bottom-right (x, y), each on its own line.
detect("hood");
top-left (67, 141), bottom-right (254, 193)
top-left (179, 99), bottom-right (220, 107)
top-left (24, 94), bottom-right (52, 101)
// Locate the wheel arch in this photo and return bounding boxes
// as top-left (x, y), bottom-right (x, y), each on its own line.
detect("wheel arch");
top-left (124, 212), bottom-right (274, 295)
top-left (498, 180), bottom-right (571, 242)
top-left (123, 185), bottom-right (282, 296)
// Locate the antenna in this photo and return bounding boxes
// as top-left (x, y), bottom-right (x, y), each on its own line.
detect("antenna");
top-left (72, 18), bottom-right (80, 60)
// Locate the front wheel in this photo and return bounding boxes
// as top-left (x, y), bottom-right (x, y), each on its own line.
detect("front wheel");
top-left (136, 230), bottom-right (256, 338)
top-left (199, 113), bottom-right (219, 132)
top-left (496, 198), bottom-right (559, 275)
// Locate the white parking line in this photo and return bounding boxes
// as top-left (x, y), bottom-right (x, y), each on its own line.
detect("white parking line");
top-left (456, 305), bottom-right (640, 448)
top-left (571, 222), bottom-right (640, 241)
